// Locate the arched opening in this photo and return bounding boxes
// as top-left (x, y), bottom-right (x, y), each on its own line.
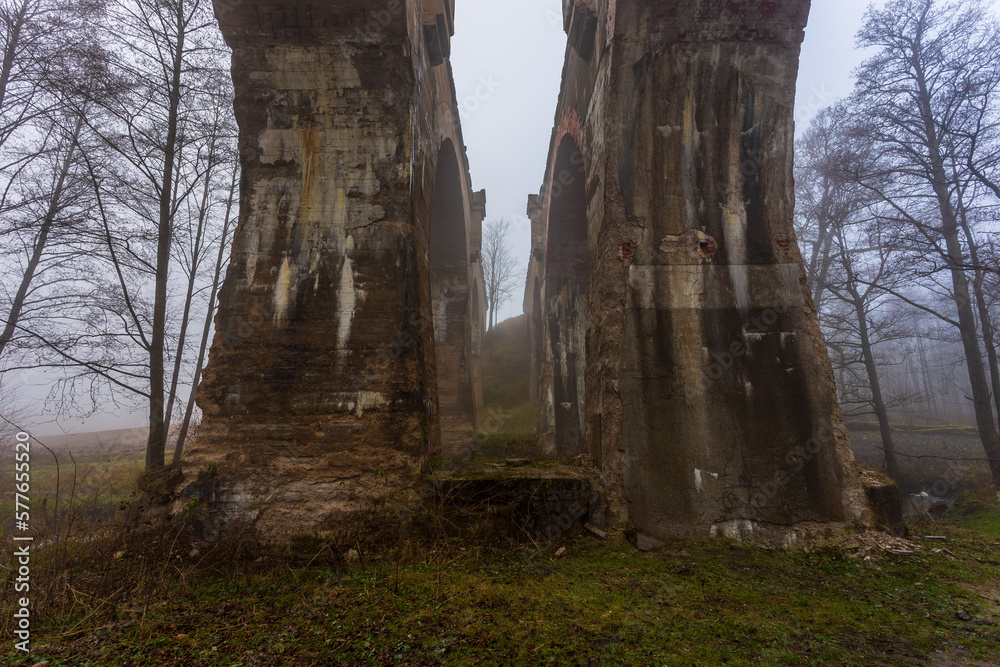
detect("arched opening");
top-left (544, 134), bottom-right (588, 457)
top-left (429, 139), bottom-right (476, 459)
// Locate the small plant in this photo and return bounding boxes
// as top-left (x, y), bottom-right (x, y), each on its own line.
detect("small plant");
top-left (180, 496), bottom-right (201, 520)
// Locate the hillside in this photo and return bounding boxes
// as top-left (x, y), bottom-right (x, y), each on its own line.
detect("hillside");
top-left (477, 314), bottom-right (536, 456)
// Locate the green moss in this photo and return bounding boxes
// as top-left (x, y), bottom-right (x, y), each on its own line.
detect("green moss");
top-left (953, 503), bottom-right (1000, 537)
top-left (476, 316), bottom-right (538, 459)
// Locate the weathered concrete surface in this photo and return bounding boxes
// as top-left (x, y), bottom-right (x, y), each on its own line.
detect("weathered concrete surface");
top-left (175, 0), bottom-right (485, 542)
top-left (525, 0), bottom-right (873, 545)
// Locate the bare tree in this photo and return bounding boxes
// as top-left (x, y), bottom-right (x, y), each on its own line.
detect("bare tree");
top-left (163, 95), bottom-right (236, 450)
top-left (173, 159), bottom-right (237, 462)
top-left (0, 1), bottom-right (106, 366)
top-left (83, 0), bottom-right (226, 470)
top-left (796, 107), bottom-right (847, 313)
top-left (0, 372), bottom-right (27, 442)
top-left (0, 112), bottom-right (84, 360)
top-left (481, 218), bottom-right (522, 332)
top-left (0, 0), bottom-right (234, 468)
top-left (0, 0), bottom-right (57, 156)
top-left (848, 0), bottom-right (1000, 485)
top-left (796, 106), bottom-right (906, 478)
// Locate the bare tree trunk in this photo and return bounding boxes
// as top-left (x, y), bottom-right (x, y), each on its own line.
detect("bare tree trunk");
top-left (806, 180), bottom-right (837, 309)
top-left (957, 207), bottom-right (1000, 427)
top-left (0, 0), bottom-right (30, 115)
top-left (851, 290), bottom-right (899, 477)
top-left (146, 1), bottom-right (186, 471)
top-left (889, 38), bottom-right (1000, 484)
top-left (926, 174), bottom-right (1000, 482)
top-left (912, 318), bottom-right (938, 417)
top-left (941, 234), bottom-right (1000, 483)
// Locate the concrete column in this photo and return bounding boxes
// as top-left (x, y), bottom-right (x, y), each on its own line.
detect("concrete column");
top-left (587, 0), bottom-right (870, 543)
top-left (175, 0), bottom-right (482, 542)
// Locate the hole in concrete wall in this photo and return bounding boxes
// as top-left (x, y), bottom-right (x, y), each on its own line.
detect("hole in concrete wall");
top-left (545, 134), bottom-right (588, 458)
top-left (430, 139), bottom-right (475, 459)
top-left (699, 236), bottom-right (718, 259)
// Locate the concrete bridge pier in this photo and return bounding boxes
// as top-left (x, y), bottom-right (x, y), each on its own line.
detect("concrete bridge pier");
top-left (525, 0), bottom-right (873, 545)
top-left (176, 0), bottom-right (485, 542)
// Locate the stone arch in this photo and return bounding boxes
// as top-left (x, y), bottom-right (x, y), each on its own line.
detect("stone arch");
top-left (554, 107), bottom-right (583, 157)
top-left (429, 138), bottom-right (475, 458)
top-left (543, 132), bottom-right (589, 457)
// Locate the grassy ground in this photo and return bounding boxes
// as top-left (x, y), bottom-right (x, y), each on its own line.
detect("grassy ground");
top-left (2, 497), bottom-right (999, 666)
top-left (0, 446), bottom-right (145, 533)
top-left (481, 315), bottom-right (530, 410)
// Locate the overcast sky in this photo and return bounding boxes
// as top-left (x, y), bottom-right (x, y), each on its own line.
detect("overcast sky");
top-left (451, 0), bottom-right (878, 322)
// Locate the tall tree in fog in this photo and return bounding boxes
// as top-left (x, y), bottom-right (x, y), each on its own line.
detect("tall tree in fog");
top-left (83, 0), bottom-right (228, 470)
top-left (0, 0), bottom-right (236, 457)
top-left (482, 218), bottom-right (521, 332)
top-left (796, 107), bottom-right (904, 478)
top-left (0, 1), bottom-right (105, 363)
top-left (162, 97), bottom-right (236, 453)
top-left (848, 0), bottom-right (1000, 485)
top-left (797, 107), bottom-right (854, 311)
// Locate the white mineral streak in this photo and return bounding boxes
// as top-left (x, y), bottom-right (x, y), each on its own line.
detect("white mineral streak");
top-left (273, 258), bottom-right (292, 324)
top-left (332, 391), bottom-right (388, 417)
top-left (722, 205), bottom-right (750, 313)
top-left (336, 235), bottom-right (357, 350)
top-left (709, 519), bottom-right (756, 540)
top-left (354, 391), bottom-right (388, 416)
top-left (695, 468), bottom-right (720, 493)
